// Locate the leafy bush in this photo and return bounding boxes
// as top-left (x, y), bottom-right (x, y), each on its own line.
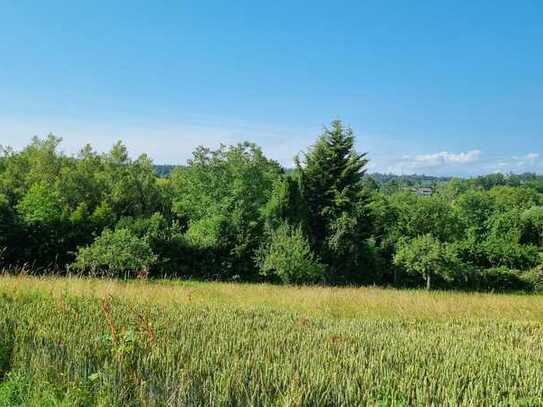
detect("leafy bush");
top-left (115, 213), bottom-right (185, 276)
top-left (481, 237), bottom-right (539, 270)
top-left (522, 264), bottom-right (543, 292)
top-left (454, 235), bottom-right (540, 271)
top-left (0, 195), bottom-right (11, 261)
top-left (72, 228), bottom-right (157, 278)
top-left (521, 206), bottom-right (543, 248)
top-left (477, 267), bottom-right (532, 292)
top-left (256, 223), bottom-right (324, 284)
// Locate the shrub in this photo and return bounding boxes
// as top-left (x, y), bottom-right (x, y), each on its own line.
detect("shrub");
top-left (455, 236), bottom-right (540, 271)
top-left (482, 237), bottom-right (539, 270)
top-left (115, 213), bottom-right (186, 276)
top-left (522, 264), bottom-right (543, 292)
top-left (0, 196), bottom-right (12, 268)
top-left (520, 206), bottom-right (543, 248)
top-left (72, 228), bottom-right (157, 278)
top-left (477, 267), bottom-right (532, 292)
top-left (256, 223), bottom-right (324, 284)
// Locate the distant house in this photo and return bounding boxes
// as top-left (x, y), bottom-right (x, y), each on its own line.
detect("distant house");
top-left (412, 187), bottom-right (433, 196)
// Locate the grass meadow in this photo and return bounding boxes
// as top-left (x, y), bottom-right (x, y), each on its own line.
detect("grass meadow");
top-left (1, 275), bottom-right (543, 405)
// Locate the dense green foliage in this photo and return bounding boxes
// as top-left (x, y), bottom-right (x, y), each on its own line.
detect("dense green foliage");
top-left (1, 122), bottom-right (543, 290)
top-left (169, 142), bottom-right (281, 280)
top-left (1, 277), bottom-right (543, 405)
top-left (72, 228), bottom-right (157, 278)
top-left (256, 222), bottom-right (324, 284)
top-left (394, 234), bottom-right (460, 290)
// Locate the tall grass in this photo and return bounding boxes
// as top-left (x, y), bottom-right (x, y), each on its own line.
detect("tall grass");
top-left (1, 275), bottom-right (542, 405)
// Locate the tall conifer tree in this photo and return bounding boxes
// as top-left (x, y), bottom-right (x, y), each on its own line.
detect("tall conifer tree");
top-left (297, 120), bottom-right (371, 282)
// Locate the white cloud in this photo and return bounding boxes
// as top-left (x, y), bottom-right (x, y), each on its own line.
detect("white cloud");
top-left (512, 153), bottom-right (540, 161)
top-left (414, 150), bottom-right (481, 167)
top-left (376, 149), bottom-right (482, 174)
top-left (359, 148), bottom-right (542, 176)
top-left (497, 152), bottom-right (541, 171)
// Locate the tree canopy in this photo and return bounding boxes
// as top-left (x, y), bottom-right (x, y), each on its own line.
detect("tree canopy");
top-left (1, 123), bottom-right (542, 291)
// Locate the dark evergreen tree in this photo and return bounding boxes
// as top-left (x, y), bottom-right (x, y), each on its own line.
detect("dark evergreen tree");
top-left (263, 173), bottom-right (307, 231)
top-left (297, 120), bottom-right (372, 283)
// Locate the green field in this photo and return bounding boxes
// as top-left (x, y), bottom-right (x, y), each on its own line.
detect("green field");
top-left (1, 276), bottom-right (543, 406)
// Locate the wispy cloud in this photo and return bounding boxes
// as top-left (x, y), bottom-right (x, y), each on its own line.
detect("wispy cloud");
top-left (374, 149), bottom-right (543, 176)
top-left (513, 152), bottom-right (540, 163)
top-left (489, 152), bottom-right (542, 174)
top-left (375, 149), bottom-right (483, 175)
top-left (414, 150), bottom-right (481, 167)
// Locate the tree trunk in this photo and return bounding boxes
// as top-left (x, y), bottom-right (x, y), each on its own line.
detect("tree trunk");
top-left (426, 274), bottom-right (431, 291)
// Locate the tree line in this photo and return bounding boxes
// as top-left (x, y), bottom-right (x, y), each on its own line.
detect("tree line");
top-left (1, 120), bottom-right (542, 290)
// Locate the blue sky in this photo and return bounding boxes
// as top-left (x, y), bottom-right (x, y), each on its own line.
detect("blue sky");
top-left (1, 0), bottom-right (542, 175)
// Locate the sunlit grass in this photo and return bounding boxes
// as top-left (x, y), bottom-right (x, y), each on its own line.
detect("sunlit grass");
top-left (3, 274), bottom-right (543, 320)
top-left (1, 275), bottom-right (542, 405)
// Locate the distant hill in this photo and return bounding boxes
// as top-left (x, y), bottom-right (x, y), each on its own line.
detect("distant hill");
top-left (153, 165), bottom-right (542, 190)
top-left (154, 164), bottom-right (450, 185)
top-left (367, 173), bottom-right (451, 186)
top-left (154, 165), bottom-right (184, 177)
